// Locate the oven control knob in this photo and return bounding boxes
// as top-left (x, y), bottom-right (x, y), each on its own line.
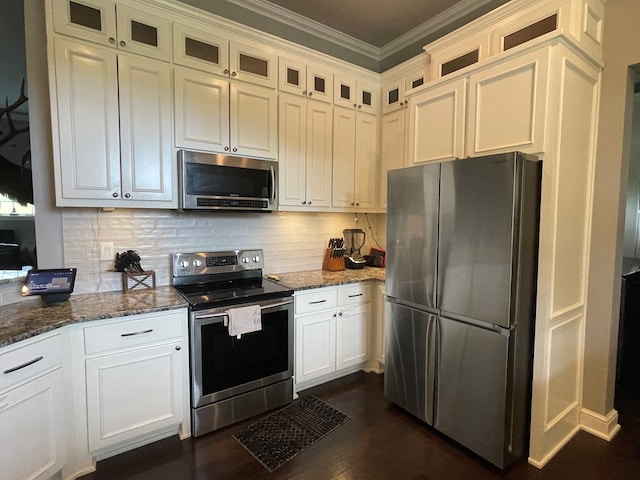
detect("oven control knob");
top-left (252, 255), bottom-right (260, 262)
top-left (180, 260), bottom-right (190, 269)
top-left (193, 259), bottom-right (202, 268)
top-left (242, 257), bottom-right (249, 263)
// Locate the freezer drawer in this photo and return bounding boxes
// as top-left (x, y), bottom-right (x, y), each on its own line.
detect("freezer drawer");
top-left (384, 301), bottom-right (436, 425)
top-left (434, 316), bottom-right (514, 468)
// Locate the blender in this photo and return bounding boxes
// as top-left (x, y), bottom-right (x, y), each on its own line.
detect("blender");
top-left (343, 228), bottom-right (367, 269)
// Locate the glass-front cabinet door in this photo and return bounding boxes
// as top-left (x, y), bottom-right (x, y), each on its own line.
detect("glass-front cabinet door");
top-left (278, 57), bottom-right (333, 103)
top-left (52, 0), bottom-right (171, 61)
top-left (173, 22), bottom-right (229, 76)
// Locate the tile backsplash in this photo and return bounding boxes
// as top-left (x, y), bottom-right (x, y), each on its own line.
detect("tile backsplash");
top-left (62, 209), bottom-right (385, 294)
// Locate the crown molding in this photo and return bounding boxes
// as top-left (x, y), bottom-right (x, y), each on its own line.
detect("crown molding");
top-left (226, 0), bottom-right (503, 64)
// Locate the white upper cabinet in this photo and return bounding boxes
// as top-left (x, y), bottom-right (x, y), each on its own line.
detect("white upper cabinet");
top-left (334, 75), bottom-right (379, 114)
top-left (332, 107), bottom-right (378, 210)
top-left (53, 37), bottom-right (174, 206)
top-left (380, 109), bottom-right (407, 208)
top-left (382, 67), bottom-right (426, 114)
top-left (173, 22), bottom-right (276, 88)
top-left (175, 66), bottom-right (277, 159)
top-left (52, 0), bottom-right (172, 61)
top-left (278, 93), bottom-right (333, 209)
top-left (407, 77), bottom-right (467, 165)
top-left (278, 56), bottom-right (333, 103)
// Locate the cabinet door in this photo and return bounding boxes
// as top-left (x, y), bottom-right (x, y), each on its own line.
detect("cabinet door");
top-left (383, 78), bottom-right (405, 114)
top-left (466, 48), bottom-right (549, 156)
top-left (278, 94), bottom-right (307, 206)
top-left (53, 37), bottom-right (121, 202)
top-left (332, 107), bottom-right (356, 207)
top-left (354, 112), bottom-right (379, 209)
top-left (115, 5), bottom-right (172, 61)
top-left (229, 41), bottom-right (276, 88)
top-left (334, 75), bottom-right (356, 108)
top-left (231, 82), bottom-right (278, 159)
top-left (336, 303), bottom-right (369, 370)
top-left (306, 64), bottom-right (333, 103)
top-left (356, 80), bottom-right (379, 114)
top-left (173, 22), bottom-right (229, 77)
top-left (118, 54), bottom-right (173, 202)
top-left (305, 100), bottom-right (333, 207)
top-left (408, 77), bottom-right (466, 165)
top-left (0, 369), bottom-right (66, 480)
top-left (295, 312), bottom-right (336, 384)
top-left (175, 67), bottom-right (230, 153)
top-left (278, 56), bottom-right (307, 96)
top-left (52, 0), bottom-right (117, 47)
top-left (85, 342), bottom-right (183, 450)
top-left (380, 109), bottom-right (406, 209)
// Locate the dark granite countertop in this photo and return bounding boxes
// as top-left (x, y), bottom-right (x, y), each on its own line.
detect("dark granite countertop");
top-left (0, 286), bottom-right (188, 348)
top-left (271, 267), bottom-right (386, 291)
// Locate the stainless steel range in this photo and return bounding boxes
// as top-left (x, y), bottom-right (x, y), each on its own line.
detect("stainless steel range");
top-left (172, 249), bottom-right (294, 437)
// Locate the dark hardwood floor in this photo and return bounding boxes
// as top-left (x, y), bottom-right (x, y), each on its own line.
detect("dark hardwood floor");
top-left (81, 372), bottom-right (640, 480)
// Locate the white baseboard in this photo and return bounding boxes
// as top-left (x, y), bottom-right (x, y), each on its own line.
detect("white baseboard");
top-left (580, 407), bottom-right (621, 440)
top-left (527, 424), bottom-right (580, 469)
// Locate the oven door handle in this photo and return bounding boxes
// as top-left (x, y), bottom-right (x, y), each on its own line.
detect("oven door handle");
top-left (193, 299), bottom-right (293, 321)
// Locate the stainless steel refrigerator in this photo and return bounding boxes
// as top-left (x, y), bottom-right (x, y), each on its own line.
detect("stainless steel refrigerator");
top-left (384, 152), bottom-right (541, 468)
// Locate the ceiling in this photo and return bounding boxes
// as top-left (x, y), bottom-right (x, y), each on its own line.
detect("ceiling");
top-left (178, 0), bottom-right (511, 72)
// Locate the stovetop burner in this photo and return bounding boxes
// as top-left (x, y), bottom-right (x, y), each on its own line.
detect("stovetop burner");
top-left (171, 249), bottom-right (292, 309)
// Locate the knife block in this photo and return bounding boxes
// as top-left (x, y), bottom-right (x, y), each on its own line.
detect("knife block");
top-left (322, 249), bottom-right (345, 271)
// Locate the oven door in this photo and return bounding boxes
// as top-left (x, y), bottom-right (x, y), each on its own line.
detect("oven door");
top-left (190, 296), bottom-right (293, 408)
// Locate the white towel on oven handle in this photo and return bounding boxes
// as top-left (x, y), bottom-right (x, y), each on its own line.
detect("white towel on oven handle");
top-left (227, 304), bottom-right (262, 337)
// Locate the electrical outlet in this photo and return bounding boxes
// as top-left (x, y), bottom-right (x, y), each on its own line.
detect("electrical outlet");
top-left (100, 242), bottom-right (114, 261)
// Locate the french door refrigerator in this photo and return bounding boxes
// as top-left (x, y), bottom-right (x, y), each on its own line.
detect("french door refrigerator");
top-left (384, 152), bottom-right (541, 468)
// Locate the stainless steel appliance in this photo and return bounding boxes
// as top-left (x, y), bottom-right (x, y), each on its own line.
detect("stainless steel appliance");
top-left (385, 152), bottom-right (541, 468)
top-left (172, 249), bottom-right (293, 436)
top-left (178, 150), bottom-right (277, 212)
top-left (343, 228), bottom-right (366, 269)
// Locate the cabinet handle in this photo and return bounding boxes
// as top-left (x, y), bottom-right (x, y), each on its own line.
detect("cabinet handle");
top-left (124, 193), bottom-right (131, 199)
top-left (224, 146), bottom-right (229, 151)
top-left (353, 103), bottom-right (358, 108)
top-left (308, 91), bottom-right (313, 97)
top-left (302, 90), bottom-right (307, 95)
top-left (356, 203), bottom-right (360, 206)
top-left (175, 345), bottom-right (181, 351)
top-left (351, 202), bottom-right (355, 206)
top-left (357, 105), bottom-right (362, 109)
top-left (108, 37), bottom-right (116, 44)
top-left (224, 68), bottom-right (230, 75)
top-left (302, 201), bottom-right (306, 205)
top-left (332, 312), bottom-right (337, 317)
top-left (307, 201), bottom-right (312, 205)
top-left (119, 40), bottom-right (126, 47)
top-left (309, 299), bottom-right (327, 305)
top-left (338, 310), bottom-right (343, 316)
top-left (231, 71), bottom-right (237, 77)
top-left (120, 328), bottom-right (153, 337)
top-left (112, 192), bottom-right (119, 198)
top-left (3, 356), bottom-right (43, 375)
top-left (348, 293), bottom-right (363, 298)
top-left (232, 147), bottom-right (237, 152)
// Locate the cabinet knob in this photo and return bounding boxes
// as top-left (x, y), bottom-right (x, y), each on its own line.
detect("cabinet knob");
top-left (333, 312), bottom-right (337, 317)
top-left (338, 310), bottom-right (343, 316)
top-left (108, 37), bottom-right (116, 44)
top-left (112, 192), bottom-right (119, 198)
top-left (224, 146), bottom-right (229, 151)
top-left (302, 201), bottom-right (306, 205)
top-left (224, 68), bottom-right (230, 75)
top-left (357, 105), bottom-right (362, 109)
top-left (124, 193), bottom-right (131, 199)
top-left (302, 90), bottom-right (307, 95)
top-left (353, 103), bottom-right (358, 108)
top-left (307, 201), bottom-right (312, 205)
top-left (119, 40), bottom-right (126, 47)
top-left (356, 202), bottom-right (360, 206)
top-left (308, 91), bottom-right (313, 97)
top-left (351, 202), bottom-right (355, 206)
top-left (231, 71), bottom-right (237, 77)
top-left (232, 147), bottom-right (237, 152)
top-left (175, 345), bottom-right (181, 351)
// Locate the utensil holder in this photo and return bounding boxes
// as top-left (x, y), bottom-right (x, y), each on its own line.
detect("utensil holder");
top-left (122, 271), bottom-right (156, 292)
top-left (322, 249), bottom-right (345, 271)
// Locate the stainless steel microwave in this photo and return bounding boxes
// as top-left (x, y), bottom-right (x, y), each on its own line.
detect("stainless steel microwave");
top-left (178, 150), bottom-right (277, 212)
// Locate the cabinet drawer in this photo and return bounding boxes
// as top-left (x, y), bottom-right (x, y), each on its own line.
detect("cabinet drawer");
top-left (295, 288), bottom-right (337, 315)
top-left (84, 311), bottom-right (184, 355)
top-left (0, 334), bottom-right (62, 391)
top-left (338, 283), bottom-right (370, 305)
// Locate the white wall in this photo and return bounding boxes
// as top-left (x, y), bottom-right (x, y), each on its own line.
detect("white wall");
top-left (585, 0), bottom-right (640, 415)
top-left (61, 209), bottom-right (382, 294)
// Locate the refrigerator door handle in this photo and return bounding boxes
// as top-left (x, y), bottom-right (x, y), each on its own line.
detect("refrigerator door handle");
top-left (427, 315), bottom-right (438, 425)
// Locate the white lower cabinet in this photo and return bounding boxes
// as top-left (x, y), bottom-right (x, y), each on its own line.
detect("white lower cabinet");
top-left (82, 310), bottom-right (188, 452)
top-left (295, 283), bottom-right (370, 390)
top-left (0, 334), bottom-right (66, 480)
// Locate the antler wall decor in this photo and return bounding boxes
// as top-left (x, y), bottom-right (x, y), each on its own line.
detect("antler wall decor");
top-left (0, 78), bottom-right (32, 206)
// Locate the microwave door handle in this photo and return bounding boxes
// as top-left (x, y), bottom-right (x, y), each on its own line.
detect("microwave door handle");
top-left (269, 165), bottom-right (276, 203)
